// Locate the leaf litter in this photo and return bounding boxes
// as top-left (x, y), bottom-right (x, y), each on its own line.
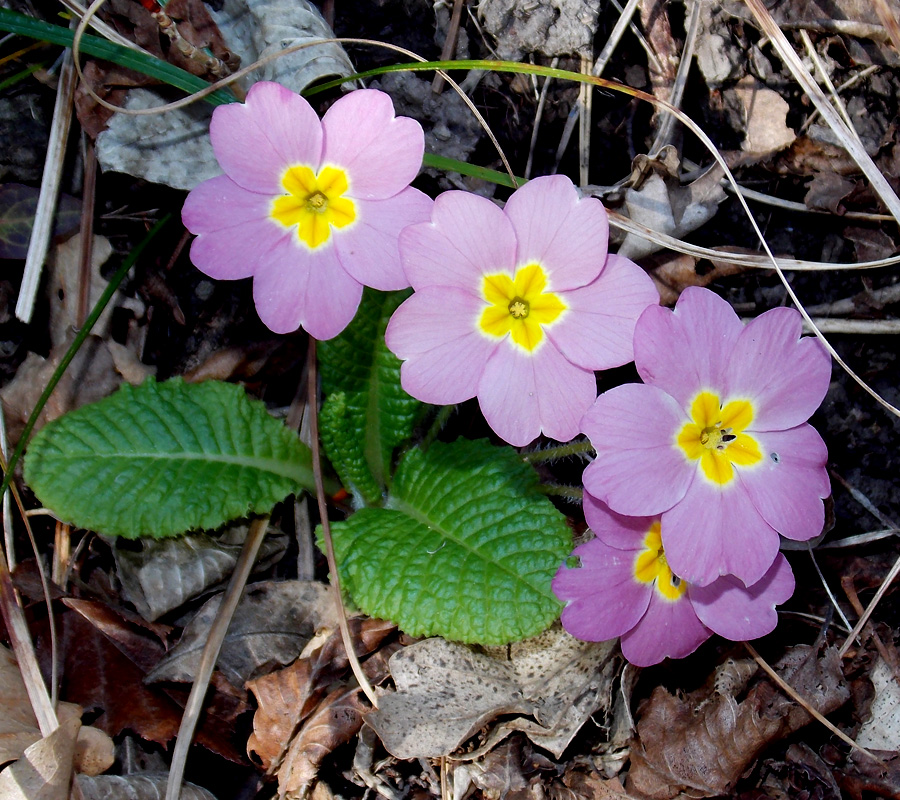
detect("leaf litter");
top-left (4, 0), bottom-right (900, 797)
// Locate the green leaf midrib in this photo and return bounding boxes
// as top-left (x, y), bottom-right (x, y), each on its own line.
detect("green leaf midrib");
top-left (39, 450), bottom-right (311, 483)
top-left (387, 496), bottom-right (556, 601)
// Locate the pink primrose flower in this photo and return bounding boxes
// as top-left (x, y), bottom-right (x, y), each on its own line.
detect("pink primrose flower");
top-left (384, 176), bottom-right (659, 446)
top-left (182, 82), bottom-right (433, 339)
top-left (552, 493), bottom-right (796, 667)
top-left (581, 287), bottom-right (831, 588)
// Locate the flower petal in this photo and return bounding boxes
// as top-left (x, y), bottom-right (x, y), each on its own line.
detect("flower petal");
top-left (581, 384), bottom-right (694, 516)
top-left (333, 188), bottom-right (433, 290)
top-left (401, 192), bottom-right (517, 291)
top-left (584, 492), bottom-right (658, 551)
top-left (619, 591), bottom-right (711, 667)
top-left (725, 307), bottom-right (832, 431)
top-left (554, 537), bottom-right (652, 641)
top-left (548, 255), bottom-right (659, 370)
top-left (478, 342), bottom-right (595, 446)
top-left (183, 176), bottom-right (278, 280)
top-left (503, 176), bottom-right (609, 290)
top-left (691, 553), bottom-right (794, 641)
top-left (386, 288), bottom-right (496, 404)
top-left (737, 425), bottom-right (830, 541)
top-left (321, 89), bottom-right (425, 200)
top-left (251, 237), bottom-right (361, 338)
top-left (661, 477), bottom-right (781, 587)
top-left (210, 82), bottom-right (323, 195)
top-left (634, 287), bottom-right (743, 407)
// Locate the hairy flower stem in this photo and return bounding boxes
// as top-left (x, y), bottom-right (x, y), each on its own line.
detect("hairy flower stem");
top-left (538, 484), bottom-right (584, 501)
top-left (307, 337), bottom-right (379, 708)
top-left (523, 440), bottom-right (594, 464)
top-left (421, 404), bottom-right (454, 451)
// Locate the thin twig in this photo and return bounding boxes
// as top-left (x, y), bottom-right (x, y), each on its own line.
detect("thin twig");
top-left (605, 209), bottom-right (900, 270)
top-left (745, 0), bottom-right (900, 224)
top-left (432, 0), bottom-right (464, 94)
top-left (524, 56), bottom-right (557, 180)
top-left (306, 338), bottom-right (379, 709)
top-left (16, 51), bottom-right (77, 323)
top-left (76, 135), bottom-right (97, 329)
top-left (648, 0), bottom-right (701, 156)
top-left (744, 642), bottom-right (878, 760)
top-left (838, 554), bottom-right (900, 659)
top-left (165, 516), bottom-right (270, 800)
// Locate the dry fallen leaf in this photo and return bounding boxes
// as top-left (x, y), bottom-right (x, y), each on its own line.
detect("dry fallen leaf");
top-left (0, 715), bottom-right (79, 800)
top-left (626, 646), bottom-right (850, 798)
top-left (246, 617), bottom-right (395, 771)
top-left (114, 522), bottom-right (288, 622)
top-left (277, 686), bottom-right (368, 800)
top-left (74, 772), bottom-right (219, 799)
top-left (368, 628), bottom-right (619, 760)
top-left (733, 76), bottom-right (796, 156)
top-left (146, 580), bottom-right (338, 687)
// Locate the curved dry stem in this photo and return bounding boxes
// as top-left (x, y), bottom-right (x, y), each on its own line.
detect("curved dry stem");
top-left (306, 338), bottom-right (379, 709)
top-left (165, 515), bottom-right (270, 800)
top-left (744, 642), bottom-right (878, 761)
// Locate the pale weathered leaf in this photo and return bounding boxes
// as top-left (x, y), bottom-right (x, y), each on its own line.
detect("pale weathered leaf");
top-left (114, 522), bottom-right (288, 621)
top-left (95, 0), bottom-right (355, 190)
top-left (146, 581), bottom-right (338, 687)
top-left (0, 716), bottom-right (79, 800)
top-left (75, 773), bottom-right (218, 799)
top-left (368, 629), bottom-right (619, 759)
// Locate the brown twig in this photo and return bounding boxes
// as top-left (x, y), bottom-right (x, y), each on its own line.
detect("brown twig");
top-left (744, 642), bottom-right (878, 761)
top-left (165, 516), bottom-right (270, 800)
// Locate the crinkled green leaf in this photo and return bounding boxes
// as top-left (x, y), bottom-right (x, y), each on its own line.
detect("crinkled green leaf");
top-left (319, 391), bottom-right (383, 506)
top-left (319, 289), bottom-right (422, 501)
top-left (327, 439), bottom-right (571, 645)
top-left (25, 378), bottom-right (315, 539)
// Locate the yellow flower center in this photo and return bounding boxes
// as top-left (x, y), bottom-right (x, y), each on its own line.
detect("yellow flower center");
top-left (633, 522), bottom-right (686, 602)
top-left (676, 391), bottom-right (763, 485)
top-left (270, 164), bottom-right (356, 249)
top-left (479, 263), bottom-right (566, 352)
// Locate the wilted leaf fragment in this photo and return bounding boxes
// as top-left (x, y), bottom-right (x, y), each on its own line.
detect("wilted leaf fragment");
top-left (328, 438), bottom-right (571, 644)
top-left (627, 646), bottom-right (850, 797)
top-left (25, 378), bottom-right (315, 538)
top-left (0, 183), bottom-right (81, 259)
top-left (75, 773), bottom-right (218, 799)
top-left (147, 581), bottom-right (337, 687)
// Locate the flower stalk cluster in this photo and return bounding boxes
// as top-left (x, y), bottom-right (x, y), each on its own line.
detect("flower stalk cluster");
top-left (183, 82), bottom-right (832, 666)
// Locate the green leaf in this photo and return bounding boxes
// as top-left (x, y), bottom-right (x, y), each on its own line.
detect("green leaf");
top-left (318, 289), bottom-right (423, 501)
top-left (327, 439), bottom-right (571, 645)
top-left (25, 378), bottom-right (315, 539)
top-left (318, 392), bottom-right (384, 507)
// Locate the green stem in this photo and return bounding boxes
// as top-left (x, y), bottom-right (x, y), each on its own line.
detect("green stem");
top-left (538, 485), bottom-right (584, 501)
top-left (420, 404), bottom-right (454, 451)
top-left (523, 440), bottom-right (594, 464)
top-left (0, 216), bottom-right (171, 499)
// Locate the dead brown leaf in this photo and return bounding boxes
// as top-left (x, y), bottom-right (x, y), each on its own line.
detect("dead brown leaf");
top-left (644, 251), bottom-right (748, 306)
top-left (246, 617), bottom-right (395, 771)
top-left (0, 335), bottom-right (120, 447)
top-left (277, 687), bottom-right (368, 800)
top-left (833, 748), bottom-right (900, 799)
top-left (626, 646), bottom-right (850, 798)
